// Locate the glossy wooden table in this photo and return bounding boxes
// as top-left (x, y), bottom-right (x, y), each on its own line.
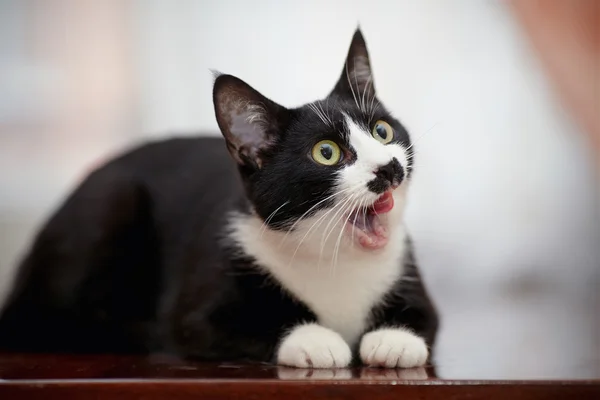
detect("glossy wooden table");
top-left (0, 353), bottom-right (598, 399)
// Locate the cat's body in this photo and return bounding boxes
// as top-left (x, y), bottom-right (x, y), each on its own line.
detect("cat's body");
top-left (0, 29), bottom-right (438, 368)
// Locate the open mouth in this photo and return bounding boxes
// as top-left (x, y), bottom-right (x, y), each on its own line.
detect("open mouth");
top-left (347, 191), bottom-right (395, 250)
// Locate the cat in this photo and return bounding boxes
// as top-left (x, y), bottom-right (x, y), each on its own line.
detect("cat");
top-left (0, 28), bottom-right (438, 369)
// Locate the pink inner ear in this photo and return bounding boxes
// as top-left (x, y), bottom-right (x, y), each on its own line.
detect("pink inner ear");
top-left (213, 74), bottom-right (288, 166)
top-left (229, 108), bottom-right (269, 149)
top-left (223, 106), bottom-right (274, 168)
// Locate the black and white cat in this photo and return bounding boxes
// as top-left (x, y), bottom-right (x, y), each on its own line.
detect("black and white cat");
top-left (0, 29), bottom-right (438, 369)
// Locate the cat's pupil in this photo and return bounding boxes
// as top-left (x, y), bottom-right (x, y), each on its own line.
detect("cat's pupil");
top-left (320, 144), bottom-right (333, 160)
top-left (375, 124), bottom-right (388, 139)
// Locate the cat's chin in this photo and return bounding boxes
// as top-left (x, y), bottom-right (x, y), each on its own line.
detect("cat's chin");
top-left (347, 191), bottom-right (394, 251)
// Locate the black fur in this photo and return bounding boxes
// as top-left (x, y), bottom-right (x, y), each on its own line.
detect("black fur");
top-left (368, 158), bottom-right (404, 194)
top-left (0, 29), bottom-right (437, 363)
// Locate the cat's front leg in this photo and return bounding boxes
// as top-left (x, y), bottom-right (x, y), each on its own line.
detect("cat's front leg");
top-left (276, 323), bottom-right (352, 368)
top-left (359, 327), bottom-right (428, 368)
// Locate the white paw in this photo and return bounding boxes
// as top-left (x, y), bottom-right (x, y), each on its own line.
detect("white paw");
top-left (360, 328), bottom-right (428, 368)
top-left (277, 324), bottom-right (352, 368)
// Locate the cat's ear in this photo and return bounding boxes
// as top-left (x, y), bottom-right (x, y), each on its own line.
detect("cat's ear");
top-left (330, 28), bottom-right (376, 102)
top-left (213, 74), bottom-right (289, 169)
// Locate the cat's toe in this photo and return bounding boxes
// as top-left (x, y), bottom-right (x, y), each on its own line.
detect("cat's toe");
top-left (360, 328), bottom-right (428, 368)
top-left (276, 323), bottom-right (352, 368)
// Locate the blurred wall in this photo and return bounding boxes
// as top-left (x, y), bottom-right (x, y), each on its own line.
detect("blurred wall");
top-left (0, 0), bottom-right (137, 301)
top-left (1, 0), bottom-right (598, 378)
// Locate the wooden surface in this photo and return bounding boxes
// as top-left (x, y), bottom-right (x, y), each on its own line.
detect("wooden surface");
top-left (0, 353), bottom-right (598, 399)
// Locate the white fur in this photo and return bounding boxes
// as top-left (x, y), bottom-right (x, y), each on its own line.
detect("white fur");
top-left (277, 323), bottom-right (352, 368)
top-left (360, 328), bottom-right (429, 368)
top-left (338, 115), bottom-right (409, 203)
top-left (230, 212), bottom-right (407, 346)
top-left (228, 115), bottom-right (413, 360)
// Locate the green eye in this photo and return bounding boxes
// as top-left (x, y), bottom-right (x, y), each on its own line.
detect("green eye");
top-left (311, 140), bottom-right (342, 166)
top-left (372, 120), bottom-right (394, 144)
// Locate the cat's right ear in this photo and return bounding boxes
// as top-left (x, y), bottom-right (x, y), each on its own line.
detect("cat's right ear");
top-left (213, 74), bottom-right (289, 170)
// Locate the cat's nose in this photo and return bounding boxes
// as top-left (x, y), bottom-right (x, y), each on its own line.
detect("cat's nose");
top-left (375, 163), bottom-right (395, 184)
top-left (374, 158), bottom-right (404, 187)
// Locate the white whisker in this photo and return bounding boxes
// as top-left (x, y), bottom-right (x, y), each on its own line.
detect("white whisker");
top-left (308, 103), bottom-right (330, 127)
top-left (361, 74), bottom-right (373, 114)
top-left (279, 186), bottom-right (355, 247)
top-left (367, 86), bottom-right (378, 125)
top-left (320, 192), bottom-right (361, 268)
top-left (317, 101), bottom-right (332, 126)
top-left (353, 57), bottom-right (363, 113)
top-left (350, 197), bottom-right (366, 248)
top-left (320, 192), bottom-right (356, 248)
top-left (405, 121), bottom-right (440, 153)
top-left (314, 194), bottom-right (358, 269)
top-left (260, 200), bottom-right (290, 237)
top-left (285, 184), bottom-right (363, 268)
top-left (369, 101), bottom-right (380, 125)
top-left (345, 61), bottom-right (360, 110)
top-left (288, 194), bottom-right (348, 269)
top-left (324, 97), bottom-right (332, 124)
top-left (331, 196), bottom-right (360, 276)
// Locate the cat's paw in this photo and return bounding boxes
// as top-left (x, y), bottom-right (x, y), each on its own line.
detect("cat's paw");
top-left (359, 328), bottom-right (428, 368)
top-left (277, 324), bottom-right (352, 368)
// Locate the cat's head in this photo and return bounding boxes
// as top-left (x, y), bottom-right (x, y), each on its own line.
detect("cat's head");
top-left (213, 29), bottom-right (413, 252)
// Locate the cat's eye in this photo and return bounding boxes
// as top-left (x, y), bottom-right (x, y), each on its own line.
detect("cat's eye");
top-left (372, 120), bottom-right (394, 144)
top-left (311, 140), bottom-right (342, 166)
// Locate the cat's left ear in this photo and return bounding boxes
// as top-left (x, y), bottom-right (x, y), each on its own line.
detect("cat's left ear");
top-left (330, 28), bottom-right (376, 102)
top-left (213, 74), bottom-right (289, 170)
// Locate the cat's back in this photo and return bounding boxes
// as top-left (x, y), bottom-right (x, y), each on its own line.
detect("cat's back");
top-left (92, 135), bottom-right (243, 224)
top-left (0, 135), bottom-right (243, 353)
top-left (106, 135), bottom-right (235, 185)
top-left (78, 134), bottom-right (247, 268)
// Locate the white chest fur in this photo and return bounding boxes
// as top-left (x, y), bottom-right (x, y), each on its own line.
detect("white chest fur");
top-left (228, 212), bottom-right (407, 346)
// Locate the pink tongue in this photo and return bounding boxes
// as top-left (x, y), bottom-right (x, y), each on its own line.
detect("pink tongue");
top-left (371, 192), bottom-right (394, 214)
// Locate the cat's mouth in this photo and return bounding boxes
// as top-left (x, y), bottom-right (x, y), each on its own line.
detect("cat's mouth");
top-left (346, 191), bottom-right (394, 250)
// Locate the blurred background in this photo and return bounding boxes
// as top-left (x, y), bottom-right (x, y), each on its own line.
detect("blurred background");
top-left (0, 0), bottom-right (598, 379)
